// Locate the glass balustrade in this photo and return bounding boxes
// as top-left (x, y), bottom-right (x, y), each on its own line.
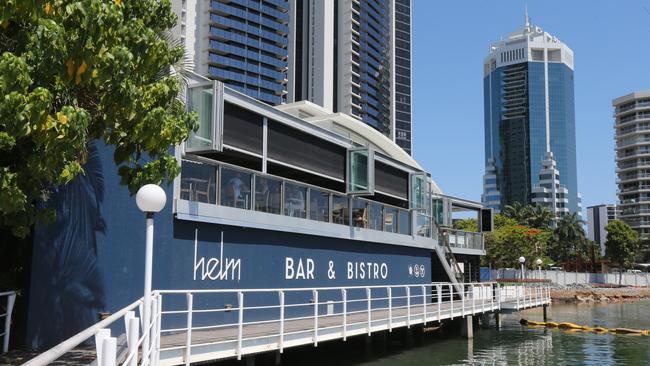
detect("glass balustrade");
top-left (180, 159), bottom-right (416, 237)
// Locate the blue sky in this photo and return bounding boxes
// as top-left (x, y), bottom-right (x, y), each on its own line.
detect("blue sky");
top-left (411, 0), bottom-right (650, 213)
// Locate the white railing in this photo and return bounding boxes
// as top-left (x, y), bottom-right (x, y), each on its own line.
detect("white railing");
top-left (1, 291), bottom-right (16, 353)
top-left (23, 295), bottom-right (161, 366)
top-left (497, 283), bottom-right (551, 310)
top-left (443, 229), bottom-right (484, 251)
top-left (23, 282), bottom-right (550, 366)
top-left (492, 268), bottom-right (650, 287)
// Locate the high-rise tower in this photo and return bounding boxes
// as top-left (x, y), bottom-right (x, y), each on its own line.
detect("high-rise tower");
top-left (288, 0), bottom-right (413, 155)
top-left (482, 13), bottom-right (580, 217)
top-left (614, 91), bottom-right (650, 238)
top-left (172, 0), bottom-right (290, 105)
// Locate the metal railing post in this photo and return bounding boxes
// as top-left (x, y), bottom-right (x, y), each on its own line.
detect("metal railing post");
top-left (185, 293), bottom-right (193, 366)
top-left (437, 284), bottom-right (442, 320)
top-left (154, 294), bottom-right (162, 366)
top-left (481, 284), bottom-right (485, 312)
top-left (127, 317), bottom-right (139, 366)
top-left (313, 290), bottom-right (319, 346)
top-left (366, 288), bottom-right (372, 335)
top-left (237, 291), bottom-right (244, 360)
top-left (342, 289), bottom-right (347, 341)
top-left (2, 293), bottom-right (15, 353)
top-left (279, 291), bottom-right (285, 352)
top-left (450, 284), bottom-right (454, 319)
top-left (421, 285), bottom-right (427, 324)
top-left (100, 337), bottom-right (117, 366)
top-left (406, 286), bottom-right (411, 328)
top-left (388, 287), bottom-right (393, 331)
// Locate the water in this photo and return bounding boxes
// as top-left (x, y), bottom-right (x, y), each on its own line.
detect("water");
top-left (257, 301), bottom-right (650, 366)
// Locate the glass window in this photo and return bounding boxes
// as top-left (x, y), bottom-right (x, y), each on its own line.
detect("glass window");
top-left (409, 174), bottom-right (427, 210)
top-left (416, 213), bottom-right (431, 237)
top-left (332, 195), bottom-right (349, 225)
top-left (254, 175), bottom-right (281, 214)
top-left (347, 148), bottom-right (373, 194)
top-left (220, 167), bottom-right (252, 209)
top-left (284, 182), bottom-right (306, 218)
top-left (384, 207), bottom-right (398, 233)
top-left (368, 202), bottom-right (383, 231)
top-left (309, 188), bottom-right (330, 223)
top-left (180, 160), bottom-right (216, 204)
top-left (352, 198), bottom-right (368, 228)
top-left (186, 84), bottom-right (213, 150)
top-left (398, 209), bottom-right (411, 235)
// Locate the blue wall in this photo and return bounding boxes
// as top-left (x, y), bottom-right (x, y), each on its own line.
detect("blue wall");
top-left (26, 143), bottom-right (432, 349)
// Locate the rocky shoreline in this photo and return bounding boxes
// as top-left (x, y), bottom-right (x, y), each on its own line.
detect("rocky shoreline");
top-left (551, 286), bottom-right (650, 304)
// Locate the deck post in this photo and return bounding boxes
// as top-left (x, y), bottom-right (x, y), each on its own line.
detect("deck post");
top-left (366, 287), bottom-right (372, 335)
top-left (450, 284), bottom-right (454, 319)
top-left (421, 285), bottom-right (427, 325)
top-left (495, 311), bottom-right (502, 329)
top-left (279, 291), bottom-right (285, 353)
top-left (461, 315), bottom-right (474, 339)
top-left (127, 317), bottom-right (139, 366)
top-left (313, 290), bottom-right (319, 347)
top-left (437, 284), bottom-right (441, 321)
top-left (388, 287), bottom-right (393, 331)
top-left (406, 286), bottom-right (411, 328)
top-left (237, 291), bottom-right (244, 360)
top-left (342, 289), bottom-right (347, 341)
top-left (100, 337), bottom-right (117, 366)
top-left (185, 293), bottom-right (193, 366)
top-left (543, 304), bottom-right (548, 322)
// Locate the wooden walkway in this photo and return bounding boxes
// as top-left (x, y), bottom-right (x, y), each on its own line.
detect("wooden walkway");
top-left (158, 299), bottom-right (500, 365)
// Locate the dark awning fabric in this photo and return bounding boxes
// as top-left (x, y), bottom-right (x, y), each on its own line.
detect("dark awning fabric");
top-left (267, 121), bottom-right (346, 181)
top-left (223, 102), bottom-right (263, 155)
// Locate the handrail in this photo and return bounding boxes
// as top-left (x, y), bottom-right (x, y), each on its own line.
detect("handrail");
top-left (22, 298), bottom-right (143, 366)
top-left (1, 291), bottom-right (16, 354)
top-left (23, 282), bottom-right (550, 366)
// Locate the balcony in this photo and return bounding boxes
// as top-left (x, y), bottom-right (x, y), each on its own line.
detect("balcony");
top-left (441, 228), bottom-right (484, 251)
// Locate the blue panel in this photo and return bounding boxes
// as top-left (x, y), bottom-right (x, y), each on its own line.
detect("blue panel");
top-left (26, 142), bottom-right (433, 349)
top-left (528, 62), bottom-right (547, 189)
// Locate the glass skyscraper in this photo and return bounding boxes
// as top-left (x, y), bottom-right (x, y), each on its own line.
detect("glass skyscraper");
top-left (288, 0), bottom-right (412, 155)
top-left (482, 16), bottom-right (580, 217)
top-left (172, 0), bottom-right (290, 105)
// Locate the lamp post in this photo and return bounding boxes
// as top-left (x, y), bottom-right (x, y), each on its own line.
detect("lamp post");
top-left (519, 256), bottom-right (526, 281)
top-left (136, 184), bottom-right (167, 361)
top-left (536, 258), bottom-right (543, 279)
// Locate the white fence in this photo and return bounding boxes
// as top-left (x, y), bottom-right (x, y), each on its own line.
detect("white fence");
top-left (491, 269), bottom-right (650, 287)
top-left (22, 282), bottom-right (549, 366)
top-left (1, 291), bottom-right (16, 353)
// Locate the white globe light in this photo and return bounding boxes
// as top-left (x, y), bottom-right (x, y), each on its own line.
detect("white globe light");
top-left (518, 256), bottom-right (526, 264)
top-left (136, 184), bottom-right (167, 213)
top-left (536, 258), bottom-right (543, 265)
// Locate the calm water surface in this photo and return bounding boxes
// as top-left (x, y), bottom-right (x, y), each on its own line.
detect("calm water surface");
top-left (269, 301), bottom-right (650, 366)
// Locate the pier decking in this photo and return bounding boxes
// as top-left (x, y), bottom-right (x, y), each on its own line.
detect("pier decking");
top-left (21, 282), bottom-right (550, 366)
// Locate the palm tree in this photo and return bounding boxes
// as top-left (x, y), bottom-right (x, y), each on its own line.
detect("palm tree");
top-left (527, 204), bottom-right (555, 229)
top-left (502, 202), bottom-right (530, 225)
top-left (552, 212), bottom-right (587, 267)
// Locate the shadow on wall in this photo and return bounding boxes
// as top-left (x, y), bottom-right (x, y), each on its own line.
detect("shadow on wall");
top-left (27, 144), bottom-right (107, 350)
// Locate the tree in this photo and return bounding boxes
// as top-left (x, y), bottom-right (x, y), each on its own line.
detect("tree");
top-left (527, 204), bottom-right (555, 229)
top-left (502, 202), bottom-right (530, 225)
top-left (605, 220), bottom-right (639, 270)
top-left (0, 0), bottom-right (197, 238)
top-left (453, 218), bottom-right (477, 232)
top-left (485, 222), bottom-right (551, 268)
top-left (550, 212), bottom-right (587, 267)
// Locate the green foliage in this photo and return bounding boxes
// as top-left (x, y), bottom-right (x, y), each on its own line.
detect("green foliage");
top-left (452, 218), bottom-right (477, 232)
top-left (550, 212), bottom-right (587, 264)
top-left (0, 0), bottom-right (197, 237)
top-left (493, 213), bottom-right (517, 230)
top-left (502, 202), bottom-right (554, 228)
top-left (485, 222), bottom-right (551, 268)
top-left (605, 220), bottom-right (639, 269)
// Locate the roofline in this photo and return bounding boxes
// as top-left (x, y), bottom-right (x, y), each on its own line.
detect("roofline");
top-left (613, 91), bottom-right (650, 106)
